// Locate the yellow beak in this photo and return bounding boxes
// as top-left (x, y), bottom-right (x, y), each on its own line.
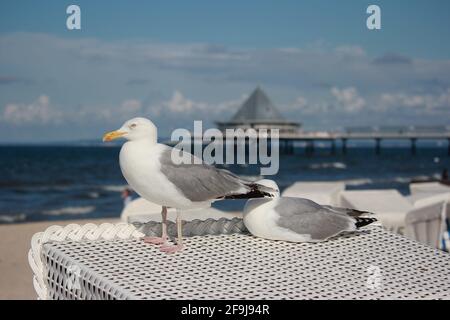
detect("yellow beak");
top-left (102, 130), bottom-right (126, 142)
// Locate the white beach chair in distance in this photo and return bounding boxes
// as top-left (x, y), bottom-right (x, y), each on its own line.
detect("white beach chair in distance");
top-left (408, 192), bottom-right (450, 211)
top-left (121, 197), bottom-right (161, 222)
top-left (121, 197), bottom-right (240, 224)
top-left (340, 189), bottom-right (448, 248)
top-left (404, 201), bottom-right (447, 249)
top-left (281, 181), bottom-right (345, 206)
top-left (409, 182), bottom-right (450, 196)
top-left (408, 182), bottom-right (450, 213)
top-left (407, 192), bottom-right (450, 250)
top-left (340, 189), bottom-right (412, 233)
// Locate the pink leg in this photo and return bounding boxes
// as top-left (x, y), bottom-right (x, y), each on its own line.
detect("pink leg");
top-left (142, 206), bottom-right (168, 245)
top-left (142, 236), bottom-right (166, 244)
top-left (160, 210), bottom-right (184, 253)
top-left (160, 243), bottom-right (184, 253)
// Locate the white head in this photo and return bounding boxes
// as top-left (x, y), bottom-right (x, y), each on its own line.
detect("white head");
top-left (103, 117), bottom-right (157, 143)
top-left (256, 179), bottom-right (280, 197)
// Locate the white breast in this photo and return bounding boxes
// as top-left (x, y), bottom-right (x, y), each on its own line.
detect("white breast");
top-left (119, 142), bottom-right (193, 208)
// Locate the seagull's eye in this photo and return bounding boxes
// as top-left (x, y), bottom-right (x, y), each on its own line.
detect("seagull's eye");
top-left (130, 123), bottom-right (137, 129)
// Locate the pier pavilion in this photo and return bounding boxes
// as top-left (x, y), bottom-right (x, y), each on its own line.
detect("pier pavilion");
top-left (216, 86), bottom-right (301, 135)
top-left (208, 87), bottom-right (450, 155)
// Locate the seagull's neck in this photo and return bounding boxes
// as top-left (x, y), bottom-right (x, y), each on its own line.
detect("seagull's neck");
top-left (125, 138), bottom-right (157, 149)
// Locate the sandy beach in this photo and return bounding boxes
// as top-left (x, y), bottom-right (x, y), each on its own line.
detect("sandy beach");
top-left (0, 218), bottom-right (119, 300)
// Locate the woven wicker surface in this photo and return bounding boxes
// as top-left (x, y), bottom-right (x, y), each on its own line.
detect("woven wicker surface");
top-left (41, 225), bottom-right (450, 300)
top-left (133, 217), bottom-right (248, 238)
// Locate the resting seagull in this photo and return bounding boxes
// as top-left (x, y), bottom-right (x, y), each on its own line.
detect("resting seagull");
top-left (103, 117), bottom-right (273, 253)
top-left (243, 180), bottom-right (377, 242)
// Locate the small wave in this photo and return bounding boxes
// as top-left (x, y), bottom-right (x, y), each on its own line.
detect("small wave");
top-left (1, 183), bottom-right (73, 191)
top-left (395, 174), bottom-right (441, 183)
top-left (0, 213), bottom-right (26, 223)
top-left (43, 206), bottom-right (95, 216)
top-left (393, 176), bottom-right (415, 183)
top-left (101, 185), bottom-right (129, 192)
top-left (394, 177), bottom-right (414, 183)
top-left (432, 173), bottom-right (441, 180)
top-left (88, 192), bottom-right (100, 198)
top-left (342, 178), bottom-right (374, 186)
top-left (309, 162), bottom-right (347, 170)
top-left (343, 174), bottom-right (438, 187)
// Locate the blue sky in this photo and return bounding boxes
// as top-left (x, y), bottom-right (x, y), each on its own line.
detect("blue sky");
top-left (2, 0), bottom-right (450, 58)
top-left (1, 0), bottom-right (450, 142)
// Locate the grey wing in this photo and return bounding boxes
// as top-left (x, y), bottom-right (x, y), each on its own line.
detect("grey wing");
top-left (159, 147), bottom-right (250, 202)
top-left (322, 205), bottom-right (373, 217)
top-left (275, 197), bottom-right (357, 241)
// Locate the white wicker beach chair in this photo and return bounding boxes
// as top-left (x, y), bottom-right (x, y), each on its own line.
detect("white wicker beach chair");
top-left (404, 201), bottom-right (447, 248)
top-left (340, 189), bottom-right (413, 233)
top-left (407, 190), bottom-right (450, 212)
top-left (28, 221), bottom-right (450, 300)
top-left (282, 181), bottom-right (345, 206)
top-left (406, 190), bottom-right (450, 250)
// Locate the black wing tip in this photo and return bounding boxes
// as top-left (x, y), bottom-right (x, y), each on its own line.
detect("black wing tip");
top-left (222, 183), bottom-right (274, 200)
top-left (346, 208), bottom-right (374, 217)
top-left (355, 217), bottom-right (377, 228)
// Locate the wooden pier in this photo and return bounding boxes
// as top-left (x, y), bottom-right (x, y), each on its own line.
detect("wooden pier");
top-left (168, 126), bottom-right (450, 156)
top-left (276, 130), bottom-right (450, 155)
top-left (206, 87), bottom-right (450, 156)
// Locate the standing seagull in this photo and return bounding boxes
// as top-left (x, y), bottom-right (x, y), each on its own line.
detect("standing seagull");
top-left (103, 117), bottom-right (273, 253)
top-left (243, 180), bottom-right (377, 242)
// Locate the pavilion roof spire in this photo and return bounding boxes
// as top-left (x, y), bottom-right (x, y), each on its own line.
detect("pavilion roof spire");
top-left (230, 86), bottom-right (285, 123)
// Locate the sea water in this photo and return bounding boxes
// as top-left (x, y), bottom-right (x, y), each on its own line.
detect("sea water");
top-left (0, 143), bottom-right (448, 223)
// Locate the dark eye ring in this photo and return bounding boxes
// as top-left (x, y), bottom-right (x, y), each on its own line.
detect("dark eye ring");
top-left (130, 123), bottom-right (137, 129)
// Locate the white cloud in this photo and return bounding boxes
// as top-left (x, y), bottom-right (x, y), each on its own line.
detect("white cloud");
top-left (214, 94), bottom-right (247, 114)
top-left (331, 87), bottom-right (366, 112)
top-left (293, 96), bottom-right (308, 108)
top-left (380, 88), bottom-right (450, 112)
top-left (381, 93), bottom-right (426, 108)
top-left (284, 96), bottom-right (333, 116)
top-left (120, 99), bottom-right (142, 113)
top-left (148, 90), bottom-right (245, 118)
top-left (1, 32), bottom-right (450, 139)
top-left (166, 90), bottom-right (206, 113)
top-left (2, 96), bottom-right (144, 126)
top-left (2, 95), bottom-right (62, 125)
top-left (334, 45), bottom-right (366, 58)
top-left (148, 90), bottom-right (207, 116)
top-left (284, 95), bottom-right (309, 112)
